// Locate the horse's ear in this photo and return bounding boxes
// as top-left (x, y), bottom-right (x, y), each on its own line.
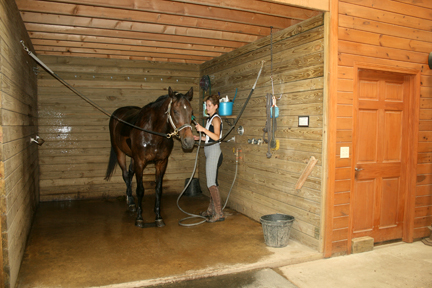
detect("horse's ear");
top-left (168, 87), bottom-right (174, 98)
top-left (185, 87), bottom-right (193, 101)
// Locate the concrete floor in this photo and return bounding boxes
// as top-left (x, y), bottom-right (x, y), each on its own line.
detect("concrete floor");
top-left (16, 194), bottom-right (321, 288)
top-left (144, 241), bottom-right (432, 288)
top-left (280, 241), bottom-right (432, 288)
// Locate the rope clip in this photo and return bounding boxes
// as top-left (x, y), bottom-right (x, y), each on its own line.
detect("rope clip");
top-left (167, 129), bottom-right (178, 139)
top-left (272, 95), bottom-right (277, 107)
top-left (20, 40), bottom-right (30, 54)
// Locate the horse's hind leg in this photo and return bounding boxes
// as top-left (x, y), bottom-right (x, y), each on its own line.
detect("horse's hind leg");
top-left (154, 159), bottom-right (169, 228)
top-left (124, 159), bottom-right (136, 212)
top-left (115, 150), bottom-right (135, 212)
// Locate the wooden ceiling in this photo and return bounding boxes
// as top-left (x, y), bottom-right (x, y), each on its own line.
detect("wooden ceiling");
top-left (15, 0), bottom-right (322, 64)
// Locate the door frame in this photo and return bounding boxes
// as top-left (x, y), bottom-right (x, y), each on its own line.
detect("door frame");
top-left (349, 62), bottom-right (420, 252)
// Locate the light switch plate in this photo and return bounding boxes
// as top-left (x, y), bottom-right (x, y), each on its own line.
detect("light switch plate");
top-left (340, 147), bottom-right (349, 158)
top-left (298, 116), bottom-right (309, 127)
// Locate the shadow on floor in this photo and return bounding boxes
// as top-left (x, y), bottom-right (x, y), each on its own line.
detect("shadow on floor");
top-left (17, 194), bottom-right (321, 288)
top-left (147, 268), bottom-right (298, 288)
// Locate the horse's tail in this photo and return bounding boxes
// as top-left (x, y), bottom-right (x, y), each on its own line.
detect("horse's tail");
top-left (104, 146), bottom-right (118, 181)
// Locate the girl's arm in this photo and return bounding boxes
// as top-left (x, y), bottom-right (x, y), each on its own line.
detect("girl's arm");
top-left (195, 117), bottom-right (221, 141)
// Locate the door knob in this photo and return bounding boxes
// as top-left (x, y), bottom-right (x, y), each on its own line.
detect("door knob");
top-left (355, 167), bottom-right (364, 171)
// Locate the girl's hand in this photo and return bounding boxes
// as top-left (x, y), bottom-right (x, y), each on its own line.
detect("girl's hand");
top-left (193, 135), bottom-right (205, 141)
top-left (195, 123), bottom-right (205, 133)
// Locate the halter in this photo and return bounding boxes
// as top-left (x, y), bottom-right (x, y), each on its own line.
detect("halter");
top-left (165, 99), bottom-right (193, 138)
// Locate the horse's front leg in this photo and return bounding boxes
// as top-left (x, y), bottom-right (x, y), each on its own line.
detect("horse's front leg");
top-left (124, 159), bottom-right (136, 212)
top-left (154, 159), bottom-right (168, 228)
top-left (134, 162), bottom-right (145, 228)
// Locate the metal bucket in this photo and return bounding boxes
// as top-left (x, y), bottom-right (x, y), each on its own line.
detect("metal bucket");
top-left (183, 178), bottom-right (202, 197)
top-left (260, 214), bottom-right (294, 248)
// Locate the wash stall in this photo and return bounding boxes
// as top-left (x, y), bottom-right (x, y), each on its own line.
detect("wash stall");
top-left (1, 0), bottom-right (432, 287)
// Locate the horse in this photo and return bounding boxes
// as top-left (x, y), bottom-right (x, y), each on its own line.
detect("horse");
top-left (104, 87), bottom-right (195, 228)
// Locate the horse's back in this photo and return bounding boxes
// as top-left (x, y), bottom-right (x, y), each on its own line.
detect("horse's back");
top-left (112, 106), bottom-right (141, 123)
top-left (108, 98), bottom-right (174, 162)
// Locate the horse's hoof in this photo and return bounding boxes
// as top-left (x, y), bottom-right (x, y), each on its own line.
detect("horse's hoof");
top-left (155, 219), bottom-right (165, 228)
top-left (135, 219), bottom-right (144, 228)
top-left (128, 204), bottom-right (136, 212)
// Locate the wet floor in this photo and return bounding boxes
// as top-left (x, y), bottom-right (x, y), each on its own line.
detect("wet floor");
top-left (16, 193), bottom-right (321, 288)
top-left (147, 268), bottom-right (298, 288)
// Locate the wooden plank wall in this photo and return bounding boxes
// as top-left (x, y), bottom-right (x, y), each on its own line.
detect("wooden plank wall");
top-left (0, 0), bottom-right (39, 287)
top-left (200, 14), bottom-right (325, 250)
top-left (273, 0), bottom-right (330, 11)
top-left (329, 0), bottom-right (432, 255)
top-left (37, 56), bottom-right (200, 201)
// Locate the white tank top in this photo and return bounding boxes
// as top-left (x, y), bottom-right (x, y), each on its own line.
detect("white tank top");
top-left (205, 113), bottom-right (222, 144)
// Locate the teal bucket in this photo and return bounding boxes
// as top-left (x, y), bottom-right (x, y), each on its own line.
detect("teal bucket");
top-left (219, 102), bottom-right (233, 116)
top-left (260, 214), bottom-right (295, 248)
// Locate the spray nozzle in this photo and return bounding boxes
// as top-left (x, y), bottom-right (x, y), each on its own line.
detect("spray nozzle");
top-left (191, 115), bottom-right (198, 125)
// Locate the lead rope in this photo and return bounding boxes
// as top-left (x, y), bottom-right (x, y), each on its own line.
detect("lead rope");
top-left (264, 94), bottom-right (272, 158)
top-left (264, 27), bottom-right (275, 158)
top-left (269, 28), bottom-right (278, 150)
top-left (20, 40), bottom-right (188, 138)
top-left (270, 27), bottom-right (275, 98)
top-left (22, 40), bottom-right (262, 144)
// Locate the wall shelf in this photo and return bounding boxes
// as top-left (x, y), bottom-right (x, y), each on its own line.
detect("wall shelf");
top-left (221, 115), bottom-right (236, 126)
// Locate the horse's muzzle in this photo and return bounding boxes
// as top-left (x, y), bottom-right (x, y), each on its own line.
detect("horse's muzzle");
top-left (182, 136), bottom-right (195, 150)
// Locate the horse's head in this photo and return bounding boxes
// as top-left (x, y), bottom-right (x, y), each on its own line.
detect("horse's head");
top-left (168, 87), bottom-right (195, 150)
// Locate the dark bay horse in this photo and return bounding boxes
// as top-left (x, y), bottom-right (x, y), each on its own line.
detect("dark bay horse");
top-left (104, 87), bottom-right (195, 228)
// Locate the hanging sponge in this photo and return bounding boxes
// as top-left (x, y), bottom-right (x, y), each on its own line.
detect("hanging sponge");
top-left (272, 140), bottom-right (280, 151)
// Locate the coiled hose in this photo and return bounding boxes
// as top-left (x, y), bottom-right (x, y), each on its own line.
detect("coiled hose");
top-left (177, 132), bottom-right (239, 227)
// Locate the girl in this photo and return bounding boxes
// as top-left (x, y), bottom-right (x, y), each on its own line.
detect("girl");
top-left (194, 94), bottom-right (224, 222)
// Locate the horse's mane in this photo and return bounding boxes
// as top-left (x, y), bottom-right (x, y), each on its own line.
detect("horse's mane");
top-left (155, 94), bottom-right (169, 103)
top-left (145, 90), bottom-right (188, 110)
top-left (142, 94), bottom-right (168, 110)
top-left (148, 91), bottom-right (185, 107)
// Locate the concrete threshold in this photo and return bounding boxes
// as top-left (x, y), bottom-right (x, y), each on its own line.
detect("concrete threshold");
top-left (91, 240), bottom-right (322, 288)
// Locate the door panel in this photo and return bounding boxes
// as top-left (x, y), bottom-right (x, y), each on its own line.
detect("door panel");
top-left (385, 82), bottom-right (403, 101)
top-left (384, 111), bottom-right (402, 161)
top-left (359, 80), bottom-right (379, 100)
top-left (380, 177), bottom-right (400, 227)
top-left (352, 69), bottom-right (408, 243)
top-left (353, 179), bottom-right (375, 232)
top-left (357, 110), bottom-right (378, 163)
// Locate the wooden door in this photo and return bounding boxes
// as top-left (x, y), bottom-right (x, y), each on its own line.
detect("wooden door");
top-left (352, 69), bottom-right (409, 243)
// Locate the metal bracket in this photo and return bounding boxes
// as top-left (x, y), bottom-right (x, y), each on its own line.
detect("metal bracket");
top-left (223, 118), bottom-right (235, 127)
top-left (30, 135), bottom-right (45, 146)
top-left (237, 126), bottom-right (244, 135)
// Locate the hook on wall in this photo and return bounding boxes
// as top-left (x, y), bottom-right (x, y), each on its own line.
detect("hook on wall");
top-left (30, 135), bottom-right (45, 146)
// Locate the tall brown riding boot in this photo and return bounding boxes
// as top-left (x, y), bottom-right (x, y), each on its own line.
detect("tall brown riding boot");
top-left (207, 185), bottom-right (225, 222)
top-left (200, 196), bottom-right (214, 217)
